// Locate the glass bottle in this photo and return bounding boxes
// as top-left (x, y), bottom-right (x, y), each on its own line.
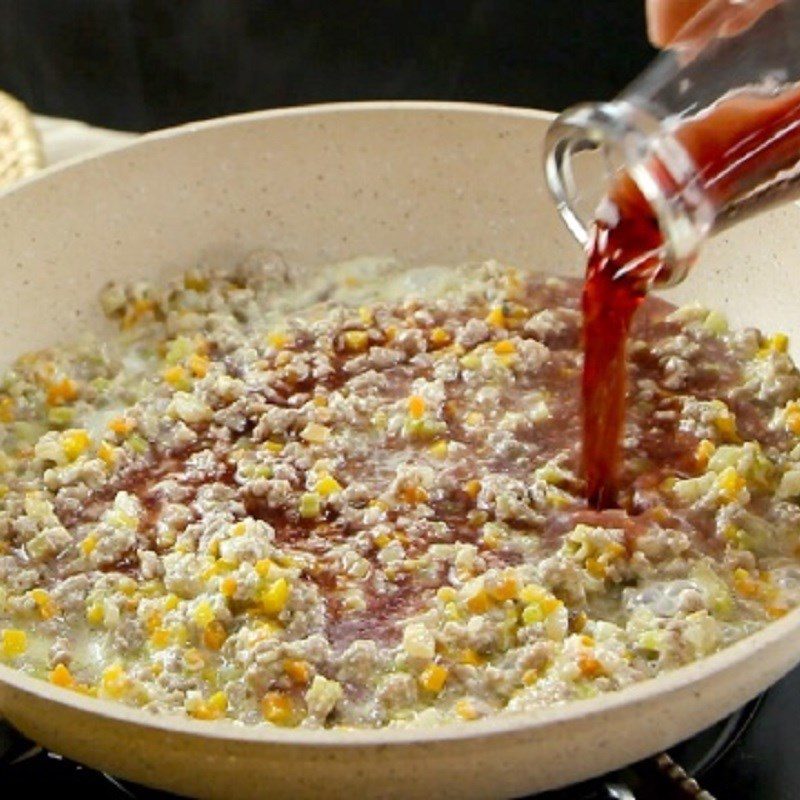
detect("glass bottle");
top-left (544, 0), bottom-right (800, 287)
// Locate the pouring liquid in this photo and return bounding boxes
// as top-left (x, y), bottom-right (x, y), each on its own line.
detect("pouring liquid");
top-left (582, 83), bottom-right (800, 508)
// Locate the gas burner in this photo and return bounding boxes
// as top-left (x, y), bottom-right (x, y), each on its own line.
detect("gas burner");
top-left (2, 667), bottom-right (799, 798)
top-left (537, 697), bottom-right (762, 800)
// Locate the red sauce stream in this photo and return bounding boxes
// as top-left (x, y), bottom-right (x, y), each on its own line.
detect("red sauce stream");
top-left (583, 85), bottom-right (800, 508)
top-left (582, 179), bottom-right (662, 508)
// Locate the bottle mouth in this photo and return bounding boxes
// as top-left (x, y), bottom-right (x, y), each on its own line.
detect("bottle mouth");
top-left (544, 101), bottom-right (714, 288)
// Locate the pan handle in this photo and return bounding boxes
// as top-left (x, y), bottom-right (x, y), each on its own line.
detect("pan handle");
top-left (599, 753), bottom-right (716, 800)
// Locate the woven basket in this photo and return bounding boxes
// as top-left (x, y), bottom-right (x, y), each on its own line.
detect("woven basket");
top-left (0, 90), bottom-right (43, 188)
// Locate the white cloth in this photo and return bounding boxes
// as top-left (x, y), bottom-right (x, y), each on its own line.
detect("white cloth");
top-left (34, 115), bottom-right (136, 166)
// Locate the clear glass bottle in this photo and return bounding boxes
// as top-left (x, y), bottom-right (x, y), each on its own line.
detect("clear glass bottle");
top-left (544, 0), bottom-right (800, 287)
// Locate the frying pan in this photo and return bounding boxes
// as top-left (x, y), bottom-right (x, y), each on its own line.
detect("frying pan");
top-left (0, 102), bottom-right (799, 799)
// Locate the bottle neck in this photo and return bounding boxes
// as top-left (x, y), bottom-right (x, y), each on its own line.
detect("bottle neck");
top-left (544, 100), bottom-right (716, 288)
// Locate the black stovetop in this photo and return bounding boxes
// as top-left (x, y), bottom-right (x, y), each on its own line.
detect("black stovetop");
top-left (3, 666), bottom-right (800, 799)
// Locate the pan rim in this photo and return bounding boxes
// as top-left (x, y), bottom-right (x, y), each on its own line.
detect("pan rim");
top-left (0, 99), bottom-right (798, 749)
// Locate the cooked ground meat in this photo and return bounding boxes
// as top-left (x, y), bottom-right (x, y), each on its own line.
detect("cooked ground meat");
top-left (1, 254), bottom-right (800, 729)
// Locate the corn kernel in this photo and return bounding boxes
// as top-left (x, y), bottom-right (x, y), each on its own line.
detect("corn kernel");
top-left (481, 526), bottom-right (501, 549)
top-left (522, 603), bottom-right (545, 625)
top-left (343, 330), bottom-right (369, 352)
top-left (493, 339), bottom-right (516, 355)
top-left (188, 353), bottom-right (210, 378)
top-left (203, 620), bottom-right (228, 651)
top-left (400, 484), bottom-right (428, 505)
top-left (768, 333), bottom-right (789, 353)
top-left (261, 691), bottom-right (295, 726)
top-left (267, 331), bottom-right (290, 349)
top-left (714, 414), bottom-right (739, 441)
top-left (463, 479), bottom-right (481, 500)
top-left (717, 466), bottom-right (746, 502)
top-left (150, 627), bottom-right (171, 649)
top-left (358, 306), bottom-right (374, 325)
top-left (188, 700), bottom-right (214, 720)
top-left (108, 416), bottom-right (135, 436)
top-left (485, 307), bottom-right (506, 328)
top-left (49, 663), bottom-right (76, 689)
top-left (455, 698), bottom-right (479, 720)
top-left (164, 593), bottom-right (180, 611)
top-left (47, 406), bottom-right (75, 428)
top-left (586, 558), bottom-right (607, 579)
top-left (163, 365), bottom-right (191, 390)
top-left (1, 629), bottom-right (27, 657)
top-left (255, 559), bottom-right (274, 578)
top-left (695, 439), bottom-right (715, 466)
top-left (184, 270), bottom-right (209, 292)
top-left (174, 624), bottom-right (190, 646)
top-left (0, 396), bottom-right (14, 423)
top-left (96, 441), bottom-right (117, 467)
top-left (46, 378), bottom-right (78, 407)
top-left (144, 611), bottom-right (163, 633)
top-left (261, 577), bottom-right (290, 616)
top-left (766, 604), bottom-right (789, 619)
top-left (194, 601), bottom-right (215, 628)
top-left (284, 658), bottom-right (310, 685)
top-left (460, 352), bottom-right (481, 370)
top-left (209, 691), bottom-right (228, 713)
top-left (315, 475), bottom-right (343, 497)
top-left (519, 584), bottom-right (545, 605)
top-left (299, 492), bottom-right (321, 519)
top-left (734, 567), bottom-right (760, 598)
top-left (220, 576), bottom-right (238, 598)
top-left (428, 440), bottom-right (448, 460)
top-left (31, 588), bottom-right (57, 619)
top-left (458, 648), bottom-right (482, 666)
top-left (419, 663), bottom-right (449, 693)
top-left (488, 576), bottom-right (518, 602)
top-left (101, 663), bottom-right (129, 698)
top-left (86, 602), bottom-right (105, 626)
top-left (578, 654), bottom-right (604, 677)
top-left (80, 534), bottom-right (98, 557)
top-left (374, 532), bottom-right (391, 549)
top-left (407, 395), bottom-right (426, 419)
top-left (522, 669), bottom-right (539, 685)
top-left (190, 690), bottom-right (227, 720)
top-left (437, 586), bottom-right (458, 603)
top-left (430, 327), bottom-right (451, 346)
top-left (466, 588), bottom-right (491, 614)
top-left (61, 429), bottom-right (90, 461)
top-left (300, 422), bottom-right (330, 444)
top-left (540, 596), bottom-right (562, 615)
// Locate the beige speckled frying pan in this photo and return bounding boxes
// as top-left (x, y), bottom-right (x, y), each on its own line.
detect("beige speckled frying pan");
top-left (0, 102), bottom-right (799, 799)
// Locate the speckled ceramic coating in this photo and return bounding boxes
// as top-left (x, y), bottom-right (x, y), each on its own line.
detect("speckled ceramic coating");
top-left (0, 103), bottom-right (800, 799)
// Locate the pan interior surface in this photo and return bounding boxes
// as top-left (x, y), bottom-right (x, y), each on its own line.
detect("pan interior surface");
top-left (0, 102), bottom-right (800, 799)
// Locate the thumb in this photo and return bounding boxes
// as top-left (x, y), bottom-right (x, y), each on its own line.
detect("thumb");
top-left (646, 0), bottom-right (712, 46)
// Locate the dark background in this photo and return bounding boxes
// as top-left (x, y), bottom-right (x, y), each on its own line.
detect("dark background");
top-left (0, 0), bottom-right (655, 132)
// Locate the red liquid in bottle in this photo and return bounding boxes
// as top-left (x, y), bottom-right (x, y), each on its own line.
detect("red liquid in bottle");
top-left (582, 85), bottom-right (800, 508)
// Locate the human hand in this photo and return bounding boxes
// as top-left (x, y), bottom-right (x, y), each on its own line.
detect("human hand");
top-left (646, 0), bottom-right (711, 47)
top-left (646, 0), bottom-right (779, 48)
